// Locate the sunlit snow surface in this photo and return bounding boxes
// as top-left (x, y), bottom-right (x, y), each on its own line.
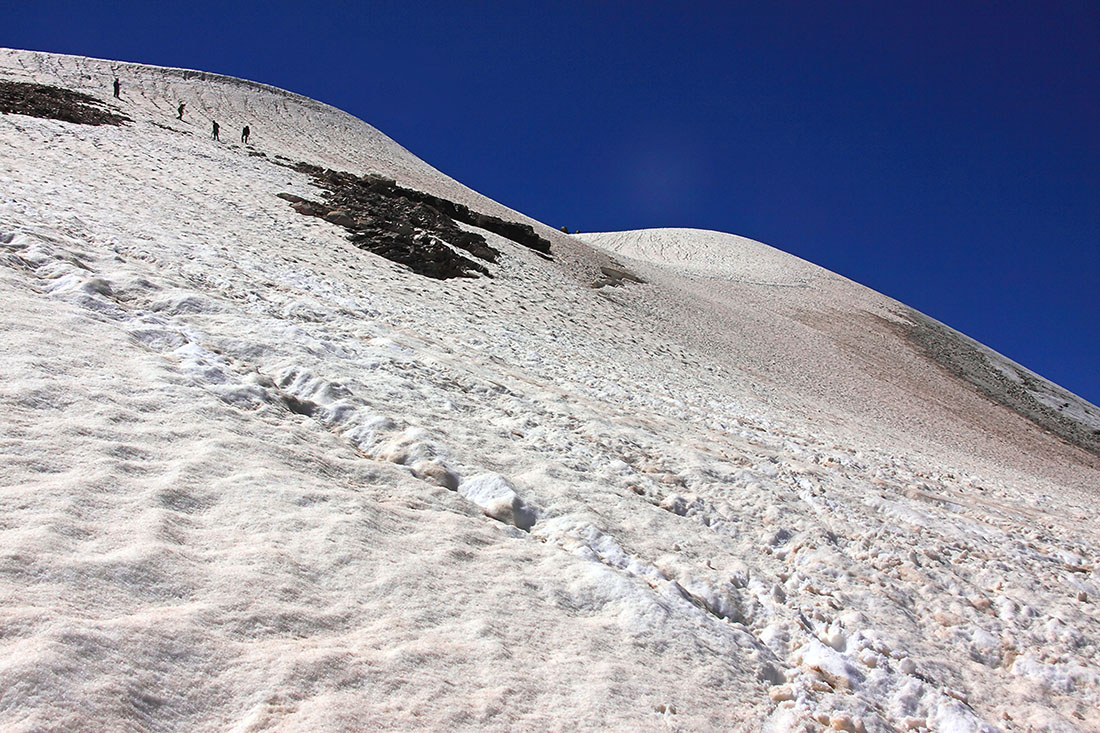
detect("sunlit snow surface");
top-left (2, 49), bottom-right (1098, 731)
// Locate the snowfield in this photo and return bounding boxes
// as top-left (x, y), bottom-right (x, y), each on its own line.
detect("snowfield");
top-left (1, 49), bottom-right (1098, 731)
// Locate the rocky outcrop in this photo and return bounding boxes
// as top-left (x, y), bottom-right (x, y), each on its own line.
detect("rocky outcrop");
top-left (297, 164), bottom-right (553, 257)
top-left (281, 163), bottom-right (552, 280)
top-left (277, 185), bottom-right (491, 280)
top-left (0, 81), bottom-right (130, 126)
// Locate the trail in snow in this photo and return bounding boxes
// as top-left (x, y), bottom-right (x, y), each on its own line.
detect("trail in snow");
top-left (1, 48), bottom-right (1098, 731)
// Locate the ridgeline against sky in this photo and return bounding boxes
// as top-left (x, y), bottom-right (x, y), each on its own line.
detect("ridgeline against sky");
top-left (5, 1), bottom-right (1097, 404)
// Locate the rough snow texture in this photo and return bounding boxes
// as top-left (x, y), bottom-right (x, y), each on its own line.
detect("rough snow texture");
top-left (1, 48), bottom-right (1098, 731)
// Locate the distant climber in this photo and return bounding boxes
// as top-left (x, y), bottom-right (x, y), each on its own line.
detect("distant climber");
top-left (212, 120), bottom-right (220, 141)
top-left (241, 125), bottom-right (250, 144)
top-left (112, 78), bottom-right (120, 98)
top-left (177, 102), bottom-right (185, 120)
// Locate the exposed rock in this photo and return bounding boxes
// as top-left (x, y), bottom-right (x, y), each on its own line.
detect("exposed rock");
top-left (291, 200), bottom-right (327, 218)
top-left (896, 309), bottom-right (1100, 458)
top-left (323, 210), bottom-right (356, 228)
top-left (311, 165), bottom-right (553, 257)
top-left (279, 162), bottom-right (553, 280)
top-left (279, 167), bottom-right (497, 279)
top-left (0, 81), bottom-right (130, 126)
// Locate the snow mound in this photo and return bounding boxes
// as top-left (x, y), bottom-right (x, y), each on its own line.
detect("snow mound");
top-left (577, 227), bottom-right (827, 286)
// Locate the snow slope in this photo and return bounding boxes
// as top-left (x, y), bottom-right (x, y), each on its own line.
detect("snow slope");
top-left (2, 49), bottom-right (1098, 731)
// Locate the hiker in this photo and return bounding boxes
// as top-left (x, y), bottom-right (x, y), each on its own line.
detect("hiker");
top-left (241, 125), bottom-right (250, 144)
top-left (212, 120), bottom-right (220, 140)
top-left (177, 102), bottom-right (185, 120)
top-left (112, 78), bottom-right (120, 98)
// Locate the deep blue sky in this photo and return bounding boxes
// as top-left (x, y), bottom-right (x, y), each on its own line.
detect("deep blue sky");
top-left (6, 2), bottom-right (1098, 405)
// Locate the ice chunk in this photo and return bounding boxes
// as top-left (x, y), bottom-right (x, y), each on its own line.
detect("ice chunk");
top-left (457, 473), bottom-right (538, 531)
top-left (968, 627), bottom-right (1001, 667)
top-left (796, 639), bottom-right (864, 690)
